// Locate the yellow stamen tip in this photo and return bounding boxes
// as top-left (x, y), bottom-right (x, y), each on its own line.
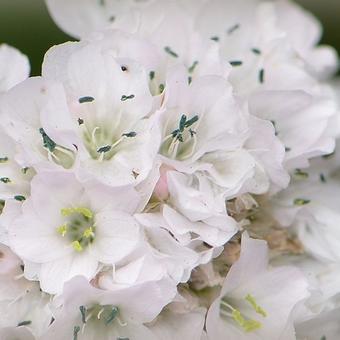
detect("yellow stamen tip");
top-left (61, 207), bottom-right (93, 219)
top-left (56, 224), bottom-right (67, 237)
top-left (83, 227), bottom-right (94, 238)
top-left (77, 207), bottom-right (93, 219)
top-left (232, 309), bottom-right (262, 333)
top-left (245, 294), bottom-right (267, 317)
top-left (72, 240), bottom-right (83, 252)
top-left (61, 208), bottom-right (73, 217)
top-left (243, 319), bottom-right (262, 332)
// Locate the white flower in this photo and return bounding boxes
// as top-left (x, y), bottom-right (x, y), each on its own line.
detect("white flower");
top-left (249, 89), bottom-right (338, 170)
top-left (270, 175), bottom-right (340, 263)
top-left (0, 245), bottom-right (52, 337)
top-left (41, 275), bottom-right (176, 340)
top-left (0, 78), bottom-right (78, 170)
top-left (1, 0), bottom-right (340, 337)
top-left (192, 0), bottom-right (340, 168)
top-left (1, 40), bottom-right (160, 187)
top-left (206, 232), bottom-right (310, 339)
top-left (159, 68), bottom-right (288, 195)
top-left (0, 44), bottom-right (30, 92)
top-left (8, 171), bottom-right (141, 294)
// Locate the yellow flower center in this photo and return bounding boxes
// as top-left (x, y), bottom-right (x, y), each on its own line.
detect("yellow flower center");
top-left (56, 207), bottom-right (95, 252)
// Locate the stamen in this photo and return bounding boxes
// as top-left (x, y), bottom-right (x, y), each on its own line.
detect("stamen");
top-left (168, 137), bottom-right (180, 159)
top-left (0, 157), bottom-right (8, 163)
top-left (116, 316), bottom-right (127, 327)
top-left (320, 173), bottom-right (326, 183)
top-left (159, 84), bottom-right (165, 94)
top-left (0, 177), bottom-right (11, 183)
top-left (184, 115), bottom-right (199, 128)
top-left (220, 300), bottom-right (236, 312)
top-left (39, 128), bottom-right (56, 152)
top-left (47, 151), bottom-right (54, 163)
top-left (79, 306), bottom-right (87, 324)
top-left (170, 115), bottom-right (199, 143)
top-left (188, 61), bottom-right (199, 73)
top-left (55, 146), bottom-right (74, 157)
top-left (97, 145), bottom-right (112, 153)
top-left (81, 323), bottom-right (87, 334)
top-left (61, 207), bottom-right (93, 219)
top-left (17, 320), bottom-right (32, 327)
top-left (57, 224), bottom-right (68, 237)
top-left (227, 23), bottom-right (240, 34)
top-left (85, 312), bottom-right (93, 323)
top-left (121, 94), bottom-right (135, 101)
top-left (73, 326), bottom-right (81, 340)
top-left (72, 241), bottom-right (83, 252)
top-left (83, 227), bottom-right (95, 238)
top-left (149, 71), bottom-right (155, 80)
top-left (245, 294), bottom-right (267, 317)
top-left (259, 68), bottom-right (265, 83)
top-left (294, 198), bottom-right (310, 206)
top-left (91, 127), bottom-right (100, 145)
top-left (79, 96), bottom-right (95, 104)
top-left (105, 306), bottom-right (119, 325)
top-left (97, 308), bottom-right (105, 319)
top-left (14, 195), bottom-right (26, 202)
top-left (220, 298), bottom-right (262, 333)
top-left (251, 48), bottom-right (261, 55)
top-left (122, 131), bottom-right (137, 138)
top-left (231, 310), bottom-right (262, 332)
top-left (110, 136), bottom-right (126, 149)
top-left (181, 132), bottom-right (197, 159)
top-left (230, 60), bottom-right (243, 67)
top-left (294, 169), bottom-right (309, 179)
top-left (164, 46), bottom-right (179, 58)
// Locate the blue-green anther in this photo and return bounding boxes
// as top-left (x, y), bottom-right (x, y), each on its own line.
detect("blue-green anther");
top-left (105, 306), bottom-right (119, 325)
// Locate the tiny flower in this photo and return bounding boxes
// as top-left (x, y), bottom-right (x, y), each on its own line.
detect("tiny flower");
top-left (42, 276), bottom-right (176, 340)
top-left (206, 233), bottom-right (310, 339)
top-left (9, 171), bottom-right (141, 294)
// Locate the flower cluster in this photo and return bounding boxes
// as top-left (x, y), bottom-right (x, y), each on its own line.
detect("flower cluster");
top-left (1, 0), bottom-right (340, 339)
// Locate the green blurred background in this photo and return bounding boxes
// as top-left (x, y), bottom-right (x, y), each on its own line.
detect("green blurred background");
top-left (0, 0), bottom-right (339, 76)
